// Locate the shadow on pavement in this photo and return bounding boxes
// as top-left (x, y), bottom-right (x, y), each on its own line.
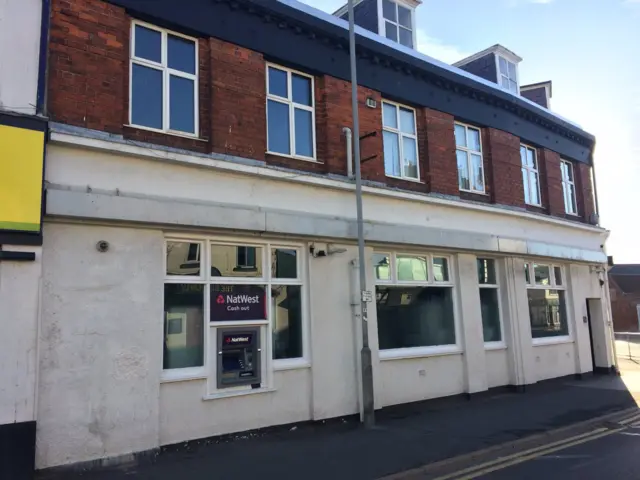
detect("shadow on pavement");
top-left (37, 370), bottom-right (639, 480)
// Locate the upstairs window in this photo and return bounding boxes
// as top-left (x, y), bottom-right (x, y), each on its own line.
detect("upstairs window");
top-left (498, 55), bottom-right (518, 94)
top-left (455, 122), bottom-right (485, 193)
top-left (382, 0), bottom-right (414, 48)
top-left (561, 160), bottom-right (578, 215)
top-left (266, 65), bottom-right (316, 160)
top-left (382, 101), bottom-right (419, 180)
top-left (130, 22), bottom-right (198, 136)
top-left (521, 145), bottom-right (541, 206)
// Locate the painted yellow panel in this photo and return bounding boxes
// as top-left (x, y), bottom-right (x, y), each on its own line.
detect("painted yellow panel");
top-left (0, 125), bottom-right (44, 232)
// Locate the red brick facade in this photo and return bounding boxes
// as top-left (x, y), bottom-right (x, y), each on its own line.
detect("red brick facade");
top-left (47, 0), bottom-right (596, 223)
top-left (610, 279), bottom-right (640, 332)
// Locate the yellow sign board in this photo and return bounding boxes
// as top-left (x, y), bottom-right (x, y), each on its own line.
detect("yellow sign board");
top-left (0, 124), bottom-right (45, 232)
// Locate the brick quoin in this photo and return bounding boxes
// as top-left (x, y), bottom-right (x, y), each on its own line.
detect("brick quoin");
top-left (423, 108), bottom-right (458, 196)
top-left (485, 128), bottom-right (524, 208)
top-left (541, 149), bottom-right (566, 217)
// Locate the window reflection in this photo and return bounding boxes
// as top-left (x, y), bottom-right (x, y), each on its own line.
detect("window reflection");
top-left (272, 285), bottom-right (303, 359)
top-left (210, 244), bottom-right (263, 277)
top-left (164, 284), bottom-right (204, 369)
top-left (166, 241), bottom-right (201, 276)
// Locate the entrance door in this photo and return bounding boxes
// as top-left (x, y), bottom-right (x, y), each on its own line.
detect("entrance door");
top-left (586, 300), bottom-right (597, 372)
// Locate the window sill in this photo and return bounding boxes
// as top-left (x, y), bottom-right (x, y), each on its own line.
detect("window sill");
top-left (266, 151), bottom-right (318, 163)
top-left (385, 174), bottom-right (423, 184)
top-left (379, 346), bottom-right (462, 361)
top-left (161, 368), bottom-right (207, 383)
top-left (460, 189), bottom-right (488, 196)
top-left (203, 387), bottom-right (277, 401)
top-left (532, 336), bottom-right (573, 346)
top-left (124, 124), bottom-right (206, 142)
top-left (273, 359), bottom-right (311, 371)
top-left (484, 342), bottom-right (507, 351)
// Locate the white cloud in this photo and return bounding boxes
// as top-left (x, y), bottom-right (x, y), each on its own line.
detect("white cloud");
top-left (415, 29), bottom-right (471, 64)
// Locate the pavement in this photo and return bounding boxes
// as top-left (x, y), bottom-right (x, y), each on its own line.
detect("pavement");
top-left (38, 362), bottom-right (639, 480)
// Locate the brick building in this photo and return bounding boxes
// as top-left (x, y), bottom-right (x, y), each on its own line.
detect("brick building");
top-left (0, 0), bottom-right (618, 476)
top-left (609, 265), bottom-right (640, 332)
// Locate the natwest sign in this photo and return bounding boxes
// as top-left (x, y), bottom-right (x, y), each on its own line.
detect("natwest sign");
top-left (210, 284), bottom-right (266, 322)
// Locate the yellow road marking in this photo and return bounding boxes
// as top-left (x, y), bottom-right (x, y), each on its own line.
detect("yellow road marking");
top-left (429, 428), bottom-right (609, 480)
top-left (456, 427), bottom-right (624, 480)
top-left (430, 410), bottom-right (640, 480)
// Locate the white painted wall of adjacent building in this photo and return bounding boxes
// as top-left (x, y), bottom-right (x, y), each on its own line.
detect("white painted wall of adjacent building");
top-left (0, 246), bottom-right (42, 426)
top-left (33, 138), bottom-right (617, 469)
top-left (0, 0), bottom-right (41, 115)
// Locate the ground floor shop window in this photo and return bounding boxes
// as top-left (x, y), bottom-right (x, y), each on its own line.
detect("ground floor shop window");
top-left (164, 238), bottom-right (306, 384)
top-left (524, 262), bottom-right (569, 339)
top-left (374, 252), bottom-right (457, 351)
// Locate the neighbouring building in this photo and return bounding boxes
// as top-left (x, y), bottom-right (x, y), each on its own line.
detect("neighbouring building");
top-left (0, 0), bottom-right (48, 479)
top-left (610, 265), bottom-right (640, 332)
top-left (0, 0), bottom-right (618, 476)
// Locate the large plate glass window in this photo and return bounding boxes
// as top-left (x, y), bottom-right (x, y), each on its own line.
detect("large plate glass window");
top-left (455, 122), bottom-right (485, 193)
top-left (498, 55), bottom-right (518, 94)
top-left (521, 145), bottom-right (541, 206)
top-left (524, 262), bottom-right (569, 339)
top-left (477, 258), bottom-right (502, 344)
top-left (130, 22), bottom-right (198, 135)
top-left (560, 160), bottom-right (578, 215)
top-left (374, 252), bottom-right (457, 352)
top-left (382, 101), bottom-right (419, 180)
top-left (382, 0), bottom-right (414, 48)
top-left (266, 65), bottom-right (316, 160)
top-left (163, 238), bottom-right (306, 386)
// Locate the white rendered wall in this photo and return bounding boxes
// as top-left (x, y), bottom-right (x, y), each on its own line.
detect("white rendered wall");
top-left (485, 350), bottom-right (509, 389)
top-left (159, 370), bottom-right (311, 445)
top-left (0, 0), bottom-right (41, 115)
top-left (37, 224), bottom-right (164, 468)
top-left (533, 343), bottom-right (576, 382)
top-left (0, 245), bottom-right (41, 425)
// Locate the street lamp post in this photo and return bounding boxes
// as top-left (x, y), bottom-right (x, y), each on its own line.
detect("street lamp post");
top-left (348, 0), bottom-right (375, 428)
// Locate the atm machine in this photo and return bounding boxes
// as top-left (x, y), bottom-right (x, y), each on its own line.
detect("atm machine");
top-left (217, 327), bottom-right (261, 389)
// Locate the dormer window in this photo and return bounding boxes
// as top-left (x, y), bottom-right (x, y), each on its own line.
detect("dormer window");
top-left (498, 56), bottom-right (518, 94)
top-left (381, 0), bottom-right (414, 48)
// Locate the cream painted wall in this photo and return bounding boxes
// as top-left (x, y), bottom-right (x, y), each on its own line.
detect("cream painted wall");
top-left (308, 244), bottom-right (361, 420)
top-left (533, 343), bottom-right (576, 382)
top-left (0, 0), bottom-right (41, 115)
top-left (37, 224), bottom-right (164, 468)
top-left (159, 370), bottom-right (311, 445)
top-left (45, 145), bottom-right (606, 256)
top-left (378, 355), bottom-right (465, 407)
top-left (485, 350), bottom-right (509, 389)
top-left (0, 245), bottom-right (41, 425)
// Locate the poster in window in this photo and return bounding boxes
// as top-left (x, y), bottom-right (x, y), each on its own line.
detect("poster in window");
top-left (210, 284), bottom-right (267, 322)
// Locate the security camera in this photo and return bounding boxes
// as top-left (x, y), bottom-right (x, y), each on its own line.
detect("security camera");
top-left (96, 240), bottom-right (109, 253)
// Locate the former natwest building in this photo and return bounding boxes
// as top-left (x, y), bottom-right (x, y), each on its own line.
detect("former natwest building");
top-left (0, 0), bottom-right (618, 475)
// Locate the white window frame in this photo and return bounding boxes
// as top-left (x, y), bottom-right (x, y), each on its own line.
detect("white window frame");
top-left (129, 21), bottom-right (199, 137)
top-left (378, 0), bottom-right (416, 49)
top-left (265, 64), bottom-right (317, 162)
top-left (561, 160), bottom-right (578, 215)
top-left (374, 251), bottom-right (461, 360)
top-left (477, 258), bottom-right (506, 350)
top-left (521, 144), bottom-right (542, 206)
top-left (162, 235), bottom-right (309, 394)
top-left (524, 262), bottom-right (572, 345)
top-left (455, 122), bottom-right (485, 194)
top-left (497, 54), bottom-right (519, 95)
top-left (382, 100), bottom-right (420, 181)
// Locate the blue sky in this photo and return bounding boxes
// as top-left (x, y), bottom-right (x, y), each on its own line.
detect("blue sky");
top-left (300, 0), bottom-right (640, 263)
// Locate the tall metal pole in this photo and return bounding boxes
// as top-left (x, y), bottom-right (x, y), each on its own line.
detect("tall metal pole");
top-left (348, 0), bottom-right (375, 428)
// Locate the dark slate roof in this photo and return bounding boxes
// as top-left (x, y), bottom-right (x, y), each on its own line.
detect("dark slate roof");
top-left (610, 265), bottom-right (640, 294)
